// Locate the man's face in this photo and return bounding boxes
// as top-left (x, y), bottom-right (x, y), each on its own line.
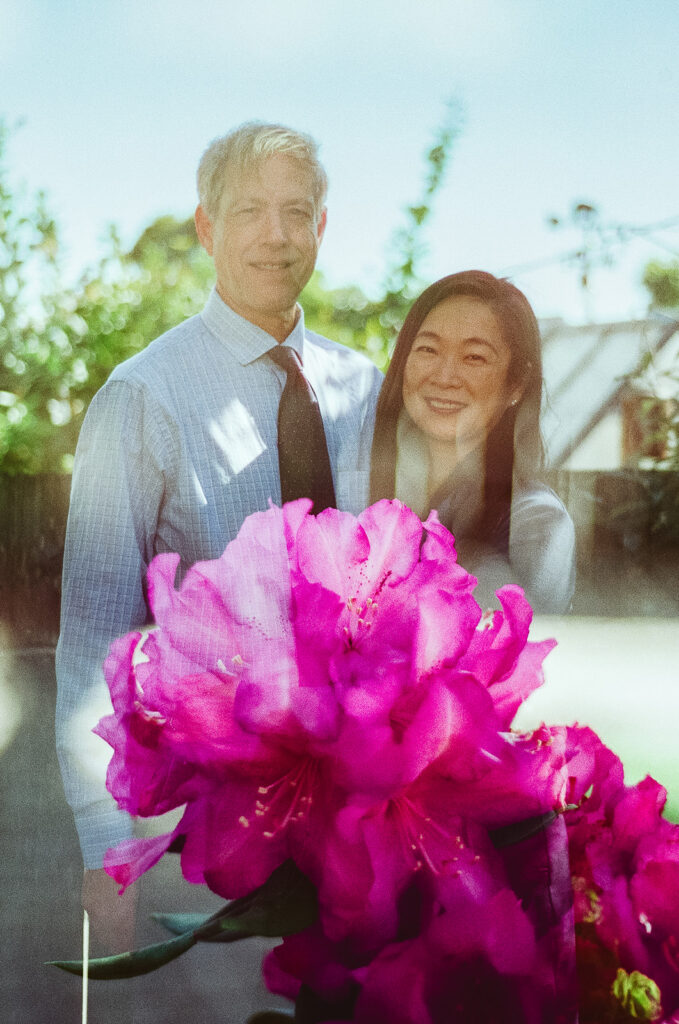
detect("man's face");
top-left (196, 153), bottom-right (326, 337)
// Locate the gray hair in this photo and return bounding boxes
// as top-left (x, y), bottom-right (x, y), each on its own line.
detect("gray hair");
top-left (196, 121), bottom-right (328, 220)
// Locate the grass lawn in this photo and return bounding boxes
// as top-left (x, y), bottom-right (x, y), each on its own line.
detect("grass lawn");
top-left (515, 616), bottom-right (679, 821)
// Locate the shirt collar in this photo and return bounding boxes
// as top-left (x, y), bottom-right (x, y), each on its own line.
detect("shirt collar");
top-left (200, 288), bottom-right (307, 366)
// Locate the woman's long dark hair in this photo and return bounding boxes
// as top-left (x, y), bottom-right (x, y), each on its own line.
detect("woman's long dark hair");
top-left (370, 271), bottom-right (545, 556)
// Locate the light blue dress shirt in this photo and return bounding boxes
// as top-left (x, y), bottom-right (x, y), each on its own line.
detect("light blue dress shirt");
top-left (56, 289), bottom-right (383, 867)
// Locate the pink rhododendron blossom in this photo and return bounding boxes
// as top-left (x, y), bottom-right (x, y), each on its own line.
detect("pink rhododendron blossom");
top-left (269, 820), bottom-right (578, 1021)
top-left (351, 881), bottom-right (548, 1024)
top-left (266, 842), bottom-right (514, 1012)
top-left (434, 721), bottom-right (569, 828)
top-left (92, 499), bottom-right (679, 1021)
top-left (565, 726), bottom-right (679, 1022)
top-left (264, 924), bottom-right (362, 1006)
top-left (97, 499), bottom-right (602, 1018)
top-left (100, 500), bottom-right (562, 905)
top-left (312, 786), bottom-right (501, 950)
top-left (103, 829), bottom-right (182, 891)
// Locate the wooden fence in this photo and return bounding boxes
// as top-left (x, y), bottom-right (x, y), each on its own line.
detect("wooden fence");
top-left (545, 469), bottom-right (679, 617)
top-left (1, 470), bottom-right (678, 647)
top-left (0, 474), bottom-right (71, 647)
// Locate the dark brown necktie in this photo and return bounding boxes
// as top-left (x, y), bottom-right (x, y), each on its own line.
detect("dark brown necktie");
top-left (268, 346), bottom-right (337, 513)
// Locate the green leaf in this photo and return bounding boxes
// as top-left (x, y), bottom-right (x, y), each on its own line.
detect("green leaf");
top-left (195, 860), bottom-right (318, 942)
top-left (47, 928), bottom-right (196, 980)
top-left (151, 911), bottom-right (212, 935)
top-left (49, 861), bottom-right (319, 980)
top-left (153, 861), bottom-right (319, 944)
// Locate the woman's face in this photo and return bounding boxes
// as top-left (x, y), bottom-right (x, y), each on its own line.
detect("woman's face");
top-left (402, 295), bottom-right (519, 454)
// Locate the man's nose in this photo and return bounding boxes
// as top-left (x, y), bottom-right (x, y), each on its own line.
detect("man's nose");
top-left (262, 208), bottom-right (287, 243)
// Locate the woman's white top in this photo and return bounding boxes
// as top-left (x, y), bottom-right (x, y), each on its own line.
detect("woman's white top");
top-left (394, 412), bottom-right (576, 613)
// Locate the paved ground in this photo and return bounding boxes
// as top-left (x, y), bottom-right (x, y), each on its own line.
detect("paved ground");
top-left (0, 648), bottom-right (290, 1024)
top-left (2, 618), bottom-right (678, 1023)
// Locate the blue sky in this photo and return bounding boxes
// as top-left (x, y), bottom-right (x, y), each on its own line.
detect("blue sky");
top-left (3, 0), bottom-right (679, 323)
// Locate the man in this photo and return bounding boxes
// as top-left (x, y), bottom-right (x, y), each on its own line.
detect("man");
top-left (55, 122), bottom-right (383, 951)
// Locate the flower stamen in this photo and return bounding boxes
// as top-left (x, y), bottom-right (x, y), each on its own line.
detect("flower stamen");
top-left (250, 758), bottom-right (319, 838)
top-left (390, 795), bottom-right (459, 876)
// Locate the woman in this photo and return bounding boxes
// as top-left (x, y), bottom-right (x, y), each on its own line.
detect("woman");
top-left (372, 272), bottom-right (579, 1021)
top-left (370, 270), bottom-right (576, 613)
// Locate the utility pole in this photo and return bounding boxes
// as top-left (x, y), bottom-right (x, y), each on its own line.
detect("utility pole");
top-left (547, 202), bottom-right (603, 323)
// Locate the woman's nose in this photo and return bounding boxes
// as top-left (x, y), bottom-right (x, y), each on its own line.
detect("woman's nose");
top-left (433, 357), bottom-right (464, 387)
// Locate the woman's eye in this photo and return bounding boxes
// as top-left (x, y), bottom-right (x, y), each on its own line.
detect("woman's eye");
top-left (465, 352), bottom-right (487, 364)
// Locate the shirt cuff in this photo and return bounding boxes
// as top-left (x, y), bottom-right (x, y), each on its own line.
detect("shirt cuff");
top-left (74, 799), bottom-right (135, 869)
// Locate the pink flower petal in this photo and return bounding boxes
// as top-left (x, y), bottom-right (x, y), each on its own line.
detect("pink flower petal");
top-left (103, 830), bottom-right (178, 892)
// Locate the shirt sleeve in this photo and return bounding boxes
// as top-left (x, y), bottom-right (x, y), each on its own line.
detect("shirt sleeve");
top-left (360, 364), bottom-right (385, 469)
top-left (509, 487), bottom-right (576, 614)
top-left (55, 378), bottom-right (170, 867)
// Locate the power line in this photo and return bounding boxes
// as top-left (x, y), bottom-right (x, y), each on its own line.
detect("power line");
top-left (501, 213), bottom-right (679, 278)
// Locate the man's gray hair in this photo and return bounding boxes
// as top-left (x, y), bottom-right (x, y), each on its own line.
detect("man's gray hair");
top-left (197, 121), bottom-right (328, 220)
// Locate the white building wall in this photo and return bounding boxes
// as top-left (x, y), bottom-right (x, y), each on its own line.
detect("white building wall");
top-left (562, 411), bottom-right (623, 470)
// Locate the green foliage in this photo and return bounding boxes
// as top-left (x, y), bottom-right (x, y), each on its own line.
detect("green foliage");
top-left (627, 337), bottom-right (679, 467)
top-left (627, 263), bottom-right (679, 519)
top-left (302, 100), bottom-right (464, 370)
top-left (66, 219), bottom-right (212, 405)
top-left (621, 342), bottom-right (679, 546)
top-left (0, 121), bottom-right (212, 473)
top-left (0, 121), bottom-right (78, 473)
top-left (643, 258), bottom-right (679, 311)
top-left (49, 859), bottom-right (317, 981)
top-left (0, 103), bottom-right (461, 472)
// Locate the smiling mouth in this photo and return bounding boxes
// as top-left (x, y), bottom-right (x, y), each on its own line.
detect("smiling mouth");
top-left (251, 261), bottom-right (293, 270)
top-left (425, 397), bottom-right (467, 412)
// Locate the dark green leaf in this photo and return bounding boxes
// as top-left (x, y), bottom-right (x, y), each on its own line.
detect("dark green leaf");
top-left (47, 929), bottom-right (196, 980)
top-left (151, 911), bottom-right (212, 935)
top-left (49, 861), bottom-right (319, 981)
top-left (196, 860), bottom-right (318, 942)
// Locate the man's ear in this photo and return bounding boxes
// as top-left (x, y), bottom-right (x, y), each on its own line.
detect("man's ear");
top-left (316, 206), bottom-right (327, 246)
top-left (195, 204), bottom-right (213, 255)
